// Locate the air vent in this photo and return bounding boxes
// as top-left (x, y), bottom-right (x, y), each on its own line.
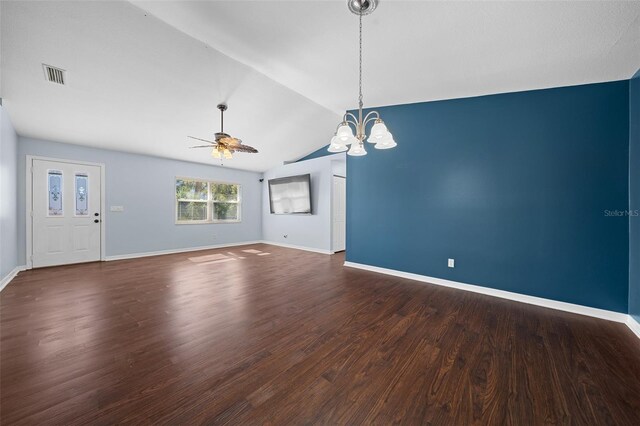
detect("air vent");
top-left (43, 64), bottom-right (65, 85)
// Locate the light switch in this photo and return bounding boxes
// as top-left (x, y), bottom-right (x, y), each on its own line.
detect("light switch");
top-left (110, 206), bottom-right (124, 212)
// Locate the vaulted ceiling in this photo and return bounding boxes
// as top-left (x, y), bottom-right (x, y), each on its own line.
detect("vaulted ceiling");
top-left (134, 0), bottom-right (640, 113)
top-left (2, 1), bottom-right (639, 172)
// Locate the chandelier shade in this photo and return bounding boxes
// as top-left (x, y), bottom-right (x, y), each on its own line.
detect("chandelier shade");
top-left (328, 136), bottom-right (349, 152)
top-left (328, 0), bottom-right (396, 157)
top-left (348, 142), bottom-right (367, 156)
top-left (329, 144), bottom-right (349, 153)
top-left (336, 123), bottom-right (355, 143)
top-left (367, 120), bottom-right (388, 143)
top-left (345, 135), bottom-right (358, 146)
top-left (374, 133), bottom-right (397, 149)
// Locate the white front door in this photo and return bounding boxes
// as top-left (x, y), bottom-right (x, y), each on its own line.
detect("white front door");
top-left (332, 175), bottom-right (346, 253)
top-left (31, 159), bottom-right (102, 267)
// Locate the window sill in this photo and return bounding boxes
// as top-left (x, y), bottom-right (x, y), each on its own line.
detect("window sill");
top-left (175, 220), bottom-right (242, 225)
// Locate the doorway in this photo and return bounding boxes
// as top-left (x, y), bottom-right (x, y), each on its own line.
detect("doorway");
top-left (332, 175), bottom-right (346, 253)
top-left (27, 157), bottom-right (105, 268)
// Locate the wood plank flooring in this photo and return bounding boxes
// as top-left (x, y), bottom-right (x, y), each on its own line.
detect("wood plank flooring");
top-left (1, 243), bottom-right (639, 425)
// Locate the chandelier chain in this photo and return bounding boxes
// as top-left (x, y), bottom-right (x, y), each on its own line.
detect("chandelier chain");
top-left (358, 3), bottom-right (363, 110)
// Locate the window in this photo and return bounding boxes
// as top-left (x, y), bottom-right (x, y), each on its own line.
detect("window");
top-left (176, 179), bottom-right (208, 222)
top-left (212, 183), bottom-right (240, 221)
top-left (176, 178), bottom-right (241, 223)
top-left (75, 173), bottom-right (89, 216)
top-left (48, 170), bottom-right (63, 216)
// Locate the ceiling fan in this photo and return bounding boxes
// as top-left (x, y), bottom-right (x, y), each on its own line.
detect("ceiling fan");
top-left (189, 103), bottom-right (258, 159)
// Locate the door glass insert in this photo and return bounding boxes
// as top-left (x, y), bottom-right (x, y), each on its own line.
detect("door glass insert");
top-left (75, 173), bottom-right (89, 216)
top-left (48, 170), bottom-right (63, 216)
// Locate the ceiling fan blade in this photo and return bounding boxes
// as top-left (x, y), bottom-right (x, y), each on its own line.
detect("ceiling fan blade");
top-left (188, 136), bottom-right (216, 144)
top-left (189, 145), bottom-right (216, 149)
top-left (231, 144), bottom-right (259, 153)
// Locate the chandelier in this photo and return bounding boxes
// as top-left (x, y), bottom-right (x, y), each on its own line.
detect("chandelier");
top-left (328, 0), bottom-right (396, 156)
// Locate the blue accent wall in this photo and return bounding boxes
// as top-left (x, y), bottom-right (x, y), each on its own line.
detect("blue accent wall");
top-left (346, 81), bottom-right (630, 313)
top-left (298, 145), bottom-right (335, 162)
top-left (630, 69), bottom-right (640, 322)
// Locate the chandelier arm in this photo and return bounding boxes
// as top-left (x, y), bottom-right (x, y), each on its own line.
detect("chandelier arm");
top-left (363, 110), bottom-right (380, 124)
top-left (344, 119), bottom-right (359, 130)
top-left (343, 112), bottom-right (359, 123)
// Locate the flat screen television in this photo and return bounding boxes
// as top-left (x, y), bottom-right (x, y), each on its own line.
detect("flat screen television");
top-left (268, 174), bottom-right (312, 214)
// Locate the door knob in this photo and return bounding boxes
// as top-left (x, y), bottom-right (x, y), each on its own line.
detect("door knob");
top-left (94, 219), bottom-right (100, 223)
top-left (94, 213), bottom-right (99, 216)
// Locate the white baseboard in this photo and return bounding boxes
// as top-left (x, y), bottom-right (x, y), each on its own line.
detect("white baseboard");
top-left (260, 241), bottom-right (333, 255)
top-left (344, 261), bottom-right (629, 324)
top-left (105, 240), bottom-right (263, 261)
top-left (627, 315), bottom-right (640, 339)
top-left (0, 265), bottom-right (27, 292)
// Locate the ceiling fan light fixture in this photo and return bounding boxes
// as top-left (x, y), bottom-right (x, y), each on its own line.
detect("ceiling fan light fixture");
top-left (188, 103), bottom-right (258, 160)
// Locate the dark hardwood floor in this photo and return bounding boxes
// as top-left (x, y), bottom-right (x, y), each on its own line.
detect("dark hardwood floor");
top-left (1, 243), bottom-right (639, 425)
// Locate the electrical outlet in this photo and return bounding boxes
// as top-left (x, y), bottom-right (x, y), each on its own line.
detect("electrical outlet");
top-left (448, 258), bottom-right (455, 268)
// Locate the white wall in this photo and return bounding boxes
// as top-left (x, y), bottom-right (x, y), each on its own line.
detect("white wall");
top-left (332, 159), bottom-right (346, 177)
top-left (17, 137), bottom-right (263, 262)
top-left (6, 133), bottom-right (344, 272)
top-left (0, 105), bottom-right (19, 279)
top-left (262, 153), bottom-right (345, 253)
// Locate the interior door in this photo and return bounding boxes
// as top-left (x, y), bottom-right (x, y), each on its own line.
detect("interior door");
top-left (332, 175), bottom-right (346, 253)
top-left (32, 159), bottom-right (102, 267)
